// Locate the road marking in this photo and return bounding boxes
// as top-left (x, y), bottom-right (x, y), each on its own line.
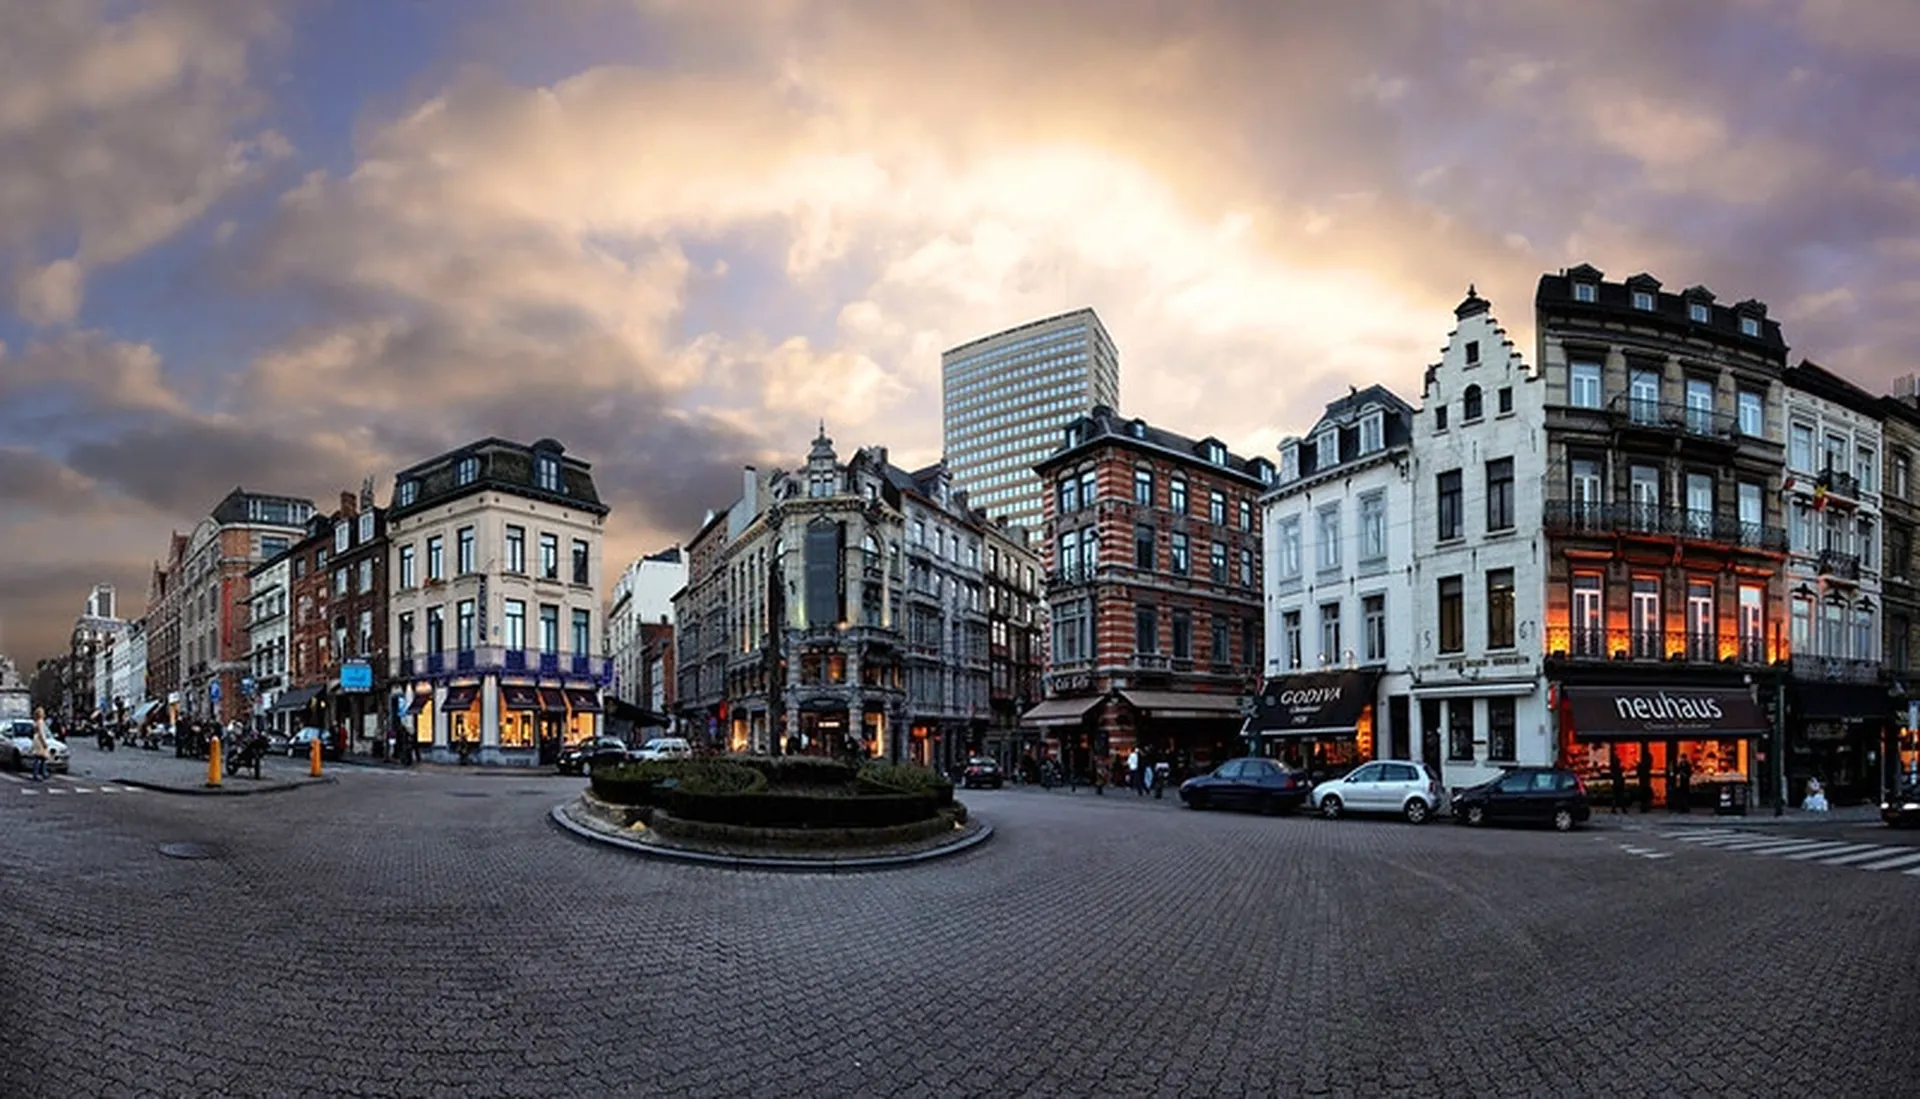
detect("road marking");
top-left (1709, 836), bottom-right (1816, 851)
top-left (71, 787), bottom-right (92, 794)
top-left (45, 787), bottom-right (65, 794)
top-left (1855, 850), bottom-right (1920, 872)
top-left (1659, 828), bottom-right (1733, 839)
top-left (19, 788), bottom-right (37, 795)
top-left (1778, 842), bottom-right (1871, 860)
top-left (1729, 839), bottom-right (1843, 857)
top-left (1820, 847), bottom-right (1904, 866)
top-left (1681, 834), bottom-right (1767, 846)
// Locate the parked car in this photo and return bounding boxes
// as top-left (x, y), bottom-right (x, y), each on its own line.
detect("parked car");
top-left (1311, 759), bottom-right (1447, 824)
top-left (559, 737), bottom-right (633, 776)
top-left (287, 727), bottom-right (342, 761)
top-left (1178, 757), bottom-right (1308, 814)
top-left (0, 719), bottom-right (69, 773)
top-left (961, 757), bottom-right (1004, 789)
top-left (1882, 782), bottom-right (1920, 828)
top-left (1452, 767), bottom-right (1591, 832)
top-left (631, 737), bottom-right (693, 762)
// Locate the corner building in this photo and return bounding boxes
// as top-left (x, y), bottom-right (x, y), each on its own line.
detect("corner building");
top-left (1536, 265), bottom-right (1787, 810)
top-left (1031, 405), bottom-right (1272, 775)
top-left (386, 438), bottom-right (610, 766)
top-left (1880, 388), bottom-right (1920, 791)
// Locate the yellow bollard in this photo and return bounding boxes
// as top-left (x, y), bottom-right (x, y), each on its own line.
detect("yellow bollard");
top-left (206, 736), bottom-right (223, 788)
top-left (310, 733), bottom-right (323, 777)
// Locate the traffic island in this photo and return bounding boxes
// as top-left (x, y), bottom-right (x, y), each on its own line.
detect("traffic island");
top-left (549, 757), bottom-right (991, 871)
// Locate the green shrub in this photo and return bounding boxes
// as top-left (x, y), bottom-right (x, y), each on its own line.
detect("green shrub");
top-left (857, 761), bottom-right (955, 805)
top-left (667, 789), bottom-right (941, 829)
top-left (733, 755), bottom-right (858, 788)
top-left (590, 759), bottom-right (764, 805)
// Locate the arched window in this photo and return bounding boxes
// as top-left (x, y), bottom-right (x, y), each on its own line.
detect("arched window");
top-left (1463, 384), bottom-right (1484, 422)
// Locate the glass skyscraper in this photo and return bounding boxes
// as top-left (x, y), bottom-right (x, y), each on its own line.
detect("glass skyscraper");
top-left (942, 308), bottom-right (1120, 534)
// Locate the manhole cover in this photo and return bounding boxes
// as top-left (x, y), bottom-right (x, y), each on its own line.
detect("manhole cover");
top-left (159, 843), bottom-right (219, 860)
top-left (447, 791), bottom-right (490, 799)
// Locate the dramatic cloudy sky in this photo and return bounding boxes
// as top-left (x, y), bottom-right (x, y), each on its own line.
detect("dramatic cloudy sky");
top-left (3, 0), bottom-right (1919, 665)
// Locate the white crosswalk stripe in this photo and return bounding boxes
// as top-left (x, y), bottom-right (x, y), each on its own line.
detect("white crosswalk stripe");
top-left (1644, 828), bottom-right (1920, 880)
top-left (1856, 850), bottom-right (1920, 872)
top-left (1820, 847), bottom-right (1904, 866)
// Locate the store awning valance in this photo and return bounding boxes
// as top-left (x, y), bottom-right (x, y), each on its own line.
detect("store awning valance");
top-left (1021, 696), bottom-right (1102, 727)
top-left (1793, 682), bottom-right (1892, 722)
top-left (605, 696), bottom-right (670, 726)
top-left (272, 685), bottom-right (322, 712)
top-left (130, 700), bottom-right (161, 724)
top-left (441, 684), bottom-right (480, 713)
top-left (1246, 670), bottom-right (1380, 737)
top-left (564, 689), bottom-right (603, 714)
top-left (500, 684), bottom-right (541, 711)
top-left (536, 688), bottom-right (568, 714)
top-left (1564, 686), bottom-right (1766, 741)
top-left (1116, 690), bottom-right (1245, 720)
top-left (403, 692), bottom-right (432, 716)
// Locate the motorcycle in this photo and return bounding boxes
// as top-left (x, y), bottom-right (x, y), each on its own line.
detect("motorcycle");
top-left (96, 728), bottom-right (116, 752)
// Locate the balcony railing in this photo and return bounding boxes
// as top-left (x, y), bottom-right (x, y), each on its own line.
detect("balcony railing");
top-left (1543, 500), bottom-right (1788, 553)
top-left (1817, 467), bottom-right (1861, 502)
top-left (1131, 652), bottom-right (1171, 670)
top-left (1546, 626), bottom-right (1774, 665)
top-left (394, 648), bottom-right (612, 680)
top-left (1817, 550), bottom-right (1861, 581)
top-left (1791, 654), bottom-right (1883, 684)
top-left (1607, 395), bottom-right (1738, 440)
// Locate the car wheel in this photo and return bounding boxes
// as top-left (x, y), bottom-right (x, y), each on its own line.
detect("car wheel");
top-left (1466, 805), bottom-right (1486, 827)
top-left (1403, 799), bottom-right (1430, 825)
top-left (1553, 807), bottom-right (1575, 832)
top-left (1320, 795), bottom-right (1343, 820)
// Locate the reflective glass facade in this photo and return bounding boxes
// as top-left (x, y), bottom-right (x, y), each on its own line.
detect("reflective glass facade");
top-left (942, 308), bottom-right (1120, 532)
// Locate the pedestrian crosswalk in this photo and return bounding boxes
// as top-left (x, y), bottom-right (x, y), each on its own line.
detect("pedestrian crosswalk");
top-left (0, 771), bottom-right (143, 795)
top-left (1656, 827), bottom-right (1920, 877)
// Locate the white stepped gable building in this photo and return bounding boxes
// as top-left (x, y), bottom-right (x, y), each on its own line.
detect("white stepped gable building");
top-left (1408, 288), bottom-right (1550, 791)
top-left (1251, 383), bottom-right (1416, 773)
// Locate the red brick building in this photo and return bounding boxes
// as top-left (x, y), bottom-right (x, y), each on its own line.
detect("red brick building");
top-left (1028, 405), bottom-right (1274, 775)
top-left (279, 487), bottom-right (389, 749)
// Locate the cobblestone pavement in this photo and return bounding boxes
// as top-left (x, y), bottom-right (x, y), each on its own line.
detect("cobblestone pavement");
top-left (2, 772), bottom-right (1916, 1098)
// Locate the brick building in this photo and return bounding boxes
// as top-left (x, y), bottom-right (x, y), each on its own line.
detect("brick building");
top-left (289, 484), bottom-right (391, 752)
top-left (1882, 386), bottom-right (1920, 789)
top-left (1030, 405), bottom-right (1273, 776)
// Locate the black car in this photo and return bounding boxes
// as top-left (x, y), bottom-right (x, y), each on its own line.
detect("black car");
top-left (1179, 757), bottom-right (1308, 815)
top-left (558, 737), bottom-right (631, 777)
top-left (961, 758), bottom-right (1004, 789)
top-left (1452, 767), bottom-right (1591, 832)
top-left (1883, 783), bottom-right (1920, 828)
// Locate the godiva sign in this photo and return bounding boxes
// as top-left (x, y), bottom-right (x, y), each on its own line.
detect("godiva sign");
top-left (1565, 686), bottom-right (1766, 741)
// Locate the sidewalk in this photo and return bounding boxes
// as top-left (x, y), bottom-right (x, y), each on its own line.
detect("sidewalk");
top-left (1588, 804), bottom-right (1884, 829)
top-left (67, 741), bottom-right (334, 797)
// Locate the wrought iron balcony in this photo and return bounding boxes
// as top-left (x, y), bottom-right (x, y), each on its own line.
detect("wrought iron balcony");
top-left (1046, 564), bottom-right (1098, 591)
top-left (1817, 467), bottom-right (1861, 501)
top-left (1606, 395), bottom-right (1738, 440)
top-left (1131, 652), bottom-right (1171, 670)
top-left (1543, 500), bottom-right (1788, 553)
top-left (1546, 626), bottom-right (1774, 665)
top-left (1791, 653), bottom-right (1883, 684)
top-left (394, 648), bottom-right (611, 681)
top-left (1817, 550), bottom-right (1861, 581)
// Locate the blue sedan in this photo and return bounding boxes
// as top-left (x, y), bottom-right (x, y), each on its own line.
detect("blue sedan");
top-left (1179, 757), bottom-right (1309, 815)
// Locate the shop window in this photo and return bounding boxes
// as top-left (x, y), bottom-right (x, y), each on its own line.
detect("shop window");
top-left (499, 708), bottom-right (534, 748)
top-left (1447, 699), bottom-right (1475, 761)
top-left (1486, 698), bottom-right (1516, 761)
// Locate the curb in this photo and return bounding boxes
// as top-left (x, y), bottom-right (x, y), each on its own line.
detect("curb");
top-left (110, 776), bottom-right (338, 797)
top-left (547, 802), bottom-right (994, 873)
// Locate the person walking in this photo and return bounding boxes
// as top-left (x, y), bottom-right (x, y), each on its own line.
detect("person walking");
top-left (1127, 748), bottom-right (1143, 796)
top-left (1636, 750), bottom-right (1653, 813)
top-left (28, 707), bottom-right (53, 782)
top-left (1674, 755), bottom-right (1693, 814)
top-left (1608, 750), bottom-right (1627, 815)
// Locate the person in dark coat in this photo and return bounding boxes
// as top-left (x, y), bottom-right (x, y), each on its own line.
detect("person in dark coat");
top-left (1609, 749), bottom-right (1627, 815)
top-left (1636, 750), bottom-right (1654, 813)
top-left (1673, 755), bottom-right (1693, 813)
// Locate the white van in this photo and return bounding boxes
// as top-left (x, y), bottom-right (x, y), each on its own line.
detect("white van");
top-left (632, 737), bottom-right (693, 761)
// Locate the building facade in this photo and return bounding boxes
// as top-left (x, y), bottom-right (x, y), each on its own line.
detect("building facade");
top-left (1881, 386), bottom-right (1920, 791)
top-left (144, 533), bottom-right (189, 720)
top-left (1406, 290), bottom-right (1551, 791)
top-left (387, 438), bottom-right (611, 765)
top-left (69, 583), bottom-right (124, 720)
top-left (1254, 382), bottom-right (1418, 780)
top-left (606, 545), bottom-right (686, 710)
top-left (1781, 362), bottom-right (1890, 806)
top-left (943, 308), bottom-right (1120, 531)
top-left (1030, 405), bottom-right (1273, 777)
top-left (174, 489), bottom-right (314, 725)
top-left (1536, 266), bottom-right (1788, 810)
top-left (246, 551), bottom-right (292, 735)
top-left (982, 518), bottom-right (1044, 768)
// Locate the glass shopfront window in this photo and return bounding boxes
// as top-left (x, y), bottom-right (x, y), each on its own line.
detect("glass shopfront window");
top-left (499, 706), bottom-right (534, 748)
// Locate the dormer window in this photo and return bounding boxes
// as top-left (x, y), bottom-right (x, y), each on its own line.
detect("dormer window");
top-left (358, 513), bottom-right (374, 542)
top-left (333, 522), bottom-right (350, 554)
top-left (1206, 441), bottom-right (1226, 465)
top-left (536, 455), bottom-right (561, 493)
top-left (1359, 413), bottom-right (1384, 455)
top-left (1573, 283), bottom-right (1597, 303)
top-left (1463, 385), bottom-right (1484, 422)
top-left (1064, 425), bottom-right (1080, 448)
top-left (1632, 291), bottom-right (1655, 311)
top-left (1689, 302), bottom-right (1710, 324)
top-left (1279, 445), bottom-right (1299, 482)
top-left (1258, 463), bottom-right (1274, 485)
top-left (1130, 420), bottom-right (1147, 439)
top-left (397, 481), bottom-right (418, 507)
top-left (455, 456), bottom-right (479, 486)
top-left (1740, 316), bottom-right (1761, 337)
top-left (1315, 431), bottom-right (1338, 470)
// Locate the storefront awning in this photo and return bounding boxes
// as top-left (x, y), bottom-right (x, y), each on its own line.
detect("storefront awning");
top-left (1245, 670), bottom-right (1381, 737)
top-left (605, 696), bottom-right (670, 726)
top-left (536, 688), bottom-right (569, 714)
top-left (1564, 685), bottom-right (1766, 741)
top-left (441, 684), bottom-right (480, 713)
top-left (564, 689), bottom-right (603, 714)
top-left (130, 700), bottom-right (161, 724)
top-left (1794, 682), bottom-right (1892, 722)
top-left (403, 692), bottom-right (432, 716)
top-left (1116, 690), bottom-right (1245, 720)
top-left (1021, 696), bottom-right (1102, 726)
top-left (272, 685), bottom-right (322, 712)
top-left (500, 683), bottom-right (541, 711)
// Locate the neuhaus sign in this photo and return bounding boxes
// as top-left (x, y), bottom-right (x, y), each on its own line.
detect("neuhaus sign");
top-left (1564, 686), bottom-right (1766, 741)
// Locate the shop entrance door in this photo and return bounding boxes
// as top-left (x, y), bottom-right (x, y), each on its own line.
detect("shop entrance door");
top-left (538, 718), bottom-right (563, 765)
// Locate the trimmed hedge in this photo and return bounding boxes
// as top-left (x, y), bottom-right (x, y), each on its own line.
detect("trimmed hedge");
top-left (856, 761), bottom-right (955, 805)
top-left (590, 759), bottom-right (764, 806)
top-left (733, 755), bottom-right (857, 788)
top-left (649, 808), bottom-right (964, 850)
top-left (668, 789), bottom-right (942, 829)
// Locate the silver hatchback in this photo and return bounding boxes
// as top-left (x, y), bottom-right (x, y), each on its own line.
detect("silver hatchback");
top-left (1310, 759), bottom-right (1446, 824)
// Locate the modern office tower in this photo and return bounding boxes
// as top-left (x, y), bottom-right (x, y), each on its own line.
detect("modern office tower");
top-left (942, 308), bottom-right (1120, 535)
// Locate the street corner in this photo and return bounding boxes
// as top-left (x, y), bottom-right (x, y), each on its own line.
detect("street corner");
top-left (548, 798), bottom-right (994, 873)
top-left (110, 775), bottom-right (339, 797)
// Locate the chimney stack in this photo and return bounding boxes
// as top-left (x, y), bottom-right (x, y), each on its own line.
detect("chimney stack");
top-left (339, 491), bottom-right (357, 516)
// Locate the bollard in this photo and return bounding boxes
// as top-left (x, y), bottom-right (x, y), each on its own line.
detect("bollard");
top-left (309, 734), bottom-right (323, 777)
top-left (206, 736), bottom-right (223, 788)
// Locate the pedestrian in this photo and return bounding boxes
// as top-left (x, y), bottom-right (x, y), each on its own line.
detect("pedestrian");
top-left (1635, 750), bottom-right (1653, 813)
top-left (1093, 757), bottom-right (1107, 796)
top-left (1127, 747), bottom-right (1143, 796)
top-left (1153, 759), bottom-right (1169, 800)
top-left (28, 707), bottom-right (53, 782)
top-left (1608, 750), bottom-right (1627, 815)
top-left (1674, 755), bottom-right (1693, 814)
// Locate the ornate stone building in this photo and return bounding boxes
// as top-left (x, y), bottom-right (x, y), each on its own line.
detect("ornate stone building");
top-left (1881, 385), bottom-right (1920, 790)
